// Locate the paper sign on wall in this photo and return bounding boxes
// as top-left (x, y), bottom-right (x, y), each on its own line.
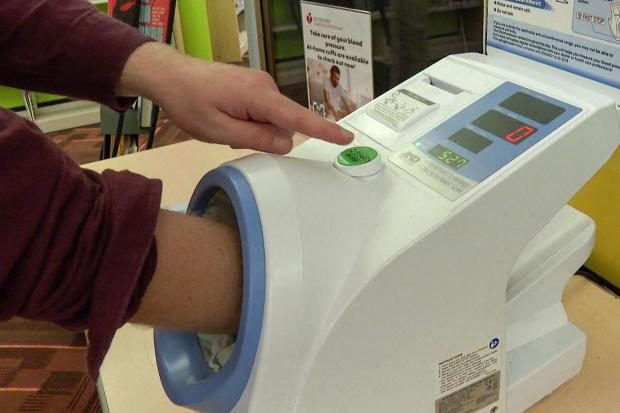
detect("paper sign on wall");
top-left (301, 1), bottom-right (373, 121)
top-left (487, 0), bottom-right (620, 90)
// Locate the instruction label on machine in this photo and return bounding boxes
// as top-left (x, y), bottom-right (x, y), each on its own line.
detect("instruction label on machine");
top-left (435, 344), bottom-right (500, 413)
top-left (436, 371), bottom-right (500, 413)
top-left (368, 88), bottom-right (437, 131)
top-left (487, 0), bottom-right (620, 90)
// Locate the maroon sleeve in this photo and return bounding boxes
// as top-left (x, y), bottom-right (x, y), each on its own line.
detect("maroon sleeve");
top-left (0, 0), bottom-right (149, 110)
top-left (0, 109), bottom-right (162, 379)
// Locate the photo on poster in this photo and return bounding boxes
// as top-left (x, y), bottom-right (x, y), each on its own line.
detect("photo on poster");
top-left (301, 1), bottom-right (373, 121)
top-left (306, 58), bottom-right (371, 121)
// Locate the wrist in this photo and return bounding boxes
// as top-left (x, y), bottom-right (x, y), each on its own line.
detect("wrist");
top-left (116, 42), bottom-right (186, 102)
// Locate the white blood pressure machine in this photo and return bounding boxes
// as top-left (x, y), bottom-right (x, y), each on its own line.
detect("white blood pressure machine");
top-left (153, 21), bottom-right (620, 413)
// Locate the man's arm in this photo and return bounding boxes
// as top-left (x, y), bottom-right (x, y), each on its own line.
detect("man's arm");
top-left (0, 109), bottom-right (244, 377)
top-left (0, 0), bottom-right (353, 153)
top-left (130, 210), bottom-right (242, 334)
top-left (117, 42), bottom-right (353, 154)
top-left (323, 87), bottom-right (340, 120)
top-left (0, 0), bottom-right (352, 379)
top-left (0, 110), bottom-right (161, 378)
top-left (0, 0), bottom-right (148, 110)
top-left (342, 92), bottom-right (355, 115)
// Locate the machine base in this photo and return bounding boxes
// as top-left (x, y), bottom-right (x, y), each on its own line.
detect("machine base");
top-left (505, 205), bottom-right (592, 412)
top-left (506, 323), bottom-right (585, 413)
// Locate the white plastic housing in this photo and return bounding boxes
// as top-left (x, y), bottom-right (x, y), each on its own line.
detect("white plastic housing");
top-left (220, 54), bottom-right (619, 412)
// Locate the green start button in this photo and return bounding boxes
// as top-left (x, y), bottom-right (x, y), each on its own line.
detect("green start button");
top-left (334, 145), bottom-right (383, 177)
top-left (337, 146), bottom-right (379, 167)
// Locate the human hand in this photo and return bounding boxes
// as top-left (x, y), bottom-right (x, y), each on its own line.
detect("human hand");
top-left (118, 43), bottom-right (354, 154)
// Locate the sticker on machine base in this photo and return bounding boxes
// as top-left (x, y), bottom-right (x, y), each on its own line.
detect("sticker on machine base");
top-left (436, 371), bottom-right (500, 413)
top-left (435, 339), bottom-right (501, 413)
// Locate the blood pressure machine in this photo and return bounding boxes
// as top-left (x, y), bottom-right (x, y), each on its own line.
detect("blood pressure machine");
top-left (153, 48), bottom-right (620, 413)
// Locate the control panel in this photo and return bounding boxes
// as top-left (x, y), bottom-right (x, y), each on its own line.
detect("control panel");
top-left (390, 82), bottom-right (582, 200)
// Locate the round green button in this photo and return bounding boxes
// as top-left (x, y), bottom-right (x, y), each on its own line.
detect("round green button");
top-left (337, 146), bottom-right (378, 167)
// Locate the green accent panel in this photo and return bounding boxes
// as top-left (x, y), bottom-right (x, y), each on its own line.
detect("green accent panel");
top-left (178, 0), bottom-right (213, 60)
top-left (338, 146), bottom-right (378, 166)
top-left (0, 86), bottom-right (24, 109)
top-left (94, 3), bottom-right (108, 13)
top-left (35, 92), bottom-right (65, 105)
top-left (427, 12), bottom-right (459, 37)
top-left (274, 31), bottom-right (304, 60)
top-left (272, 0), bottom-right (297, 25)
top-left (272, 0), bottom-right (303, 59)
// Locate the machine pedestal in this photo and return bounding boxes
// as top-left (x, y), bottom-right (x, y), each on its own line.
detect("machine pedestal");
top-left (506, 205), bottom-right (593, 412)
top-left (507, 323), bottom-right (585, 413)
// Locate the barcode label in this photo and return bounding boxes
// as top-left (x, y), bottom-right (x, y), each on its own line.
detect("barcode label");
top-left (435, 371), bottom-right (500, 413)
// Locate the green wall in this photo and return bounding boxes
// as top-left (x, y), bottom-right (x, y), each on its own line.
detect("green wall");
top-left (272, 0), bottom-right (304, 60)
top-left (178, 0), bottom-right (213, 60)
top-left (0, 87), bottom-right (24, 110)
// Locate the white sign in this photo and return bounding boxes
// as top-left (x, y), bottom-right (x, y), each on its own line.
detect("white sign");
top-left (368, 88), bottom-right (438, 131)
top-left (487, 0), bottom-right (620, 90)
top-left (301, 1), bottom-right (373, 121)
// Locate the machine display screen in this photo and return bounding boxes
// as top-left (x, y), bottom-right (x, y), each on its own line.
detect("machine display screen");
top-left (448, 128), bottom-right (492, 153)
top-left (500, 92), bottom-right (566, 125)
top-left (472, 110), bottom-right (537, 144)
top-left (429, 144), bottom-right (469, 169)
top-left (391, 82), bottom-right (582, 201)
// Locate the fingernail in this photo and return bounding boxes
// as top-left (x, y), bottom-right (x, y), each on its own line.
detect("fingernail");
top-left (342, 129), bottom-right (354, 141)
top-left (272, 136), bottom-right (291, 154)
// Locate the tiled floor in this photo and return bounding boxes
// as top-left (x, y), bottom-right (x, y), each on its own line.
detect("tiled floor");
top-left (0, 319), bottom-right (99, 413)
top-left (48, 112), bottom-right (191, 166)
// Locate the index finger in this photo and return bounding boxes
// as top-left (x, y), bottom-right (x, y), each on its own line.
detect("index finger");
top-left (250, 91), bottom-right (354, 145)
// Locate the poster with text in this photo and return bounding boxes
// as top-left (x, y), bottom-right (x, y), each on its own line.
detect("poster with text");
top-left (301, 1), bottom-right (373, 121)
top-left (108, 0), bottom-right (173, 42)
top-left (487, 0), bottom-right (620, 90)
top-left (138, 0), bottom-right (173, 43)
top-left (109, 0), bottom-right (140, 27)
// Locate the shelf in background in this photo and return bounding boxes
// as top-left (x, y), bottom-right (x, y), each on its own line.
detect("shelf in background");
top-left (34, 100), bottom-right (100, 133)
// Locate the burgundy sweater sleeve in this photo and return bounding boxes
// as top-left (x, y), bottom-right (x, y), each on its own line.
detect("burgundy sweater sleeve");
top-left (0, 110), bottom-right (162, 378)
top-left (0, 0), bottom-right (148, 110)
